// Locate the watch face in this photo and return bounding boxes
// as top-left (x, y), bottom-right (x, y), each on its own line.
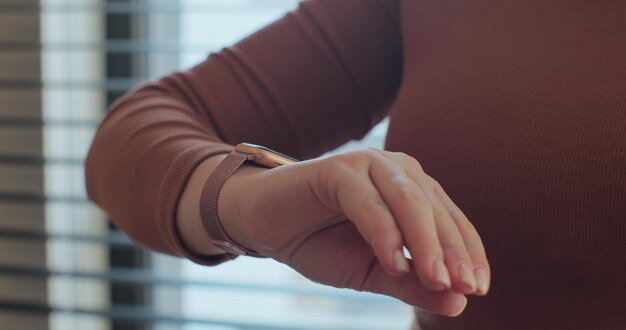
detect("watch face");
top-left (237, 143), bottom-right (298, 168)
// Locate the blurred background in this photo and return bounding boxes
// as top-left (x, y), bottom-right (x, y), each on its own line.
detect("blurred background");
top-left (0, 0), bottom-right (411, 329)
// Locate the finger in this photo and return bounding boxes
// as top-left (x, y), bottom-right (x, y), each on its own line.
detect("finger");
top-left (368, 157), bottom-right (451, 291)
top-left (386, 153), bottom-right (477, 294)
top-left (400, 170), bottom-right (478, 294)
top-left (336, 172), bottom-right (408, 276)
top-left (359, 258), bottom-right (468, 317)
top-left (431, 179), bottom-right (491, 295)
top-left (434, 204), bottom-right (478, 294)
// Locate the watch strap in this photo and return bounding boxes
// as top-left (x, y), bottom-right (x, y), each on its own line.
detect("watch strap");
top-left (199, 151), bottom-right (265, 257)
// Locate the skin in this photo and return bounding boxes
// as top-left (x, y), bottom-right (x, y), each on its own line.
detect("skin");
top-left (177, 148), bottom-right (491, 317)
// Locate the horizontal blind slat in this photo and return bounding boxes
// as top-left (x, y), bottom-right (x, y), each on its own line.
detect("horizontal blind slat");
top-left (0, 300), bottom-right (332, 330)
top-left (0, 264), bottom-right (398, 304)
top-left (0, 155), bottom-right (83, 166)
top-left (0, 3), bottom-right (296, 14)
top-left (0, 41), bottom-right (222, 53)
top-left (0, 191), bottom-right (88, 204)
top-left (0, 229), bottom-right (131, 246)
top-left (0, 118), bottom-right (97, 128)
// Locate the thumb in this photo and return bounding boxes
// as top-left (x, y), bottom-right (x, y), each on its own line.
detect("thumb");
top-left (280, 222), bottom-right (468, 317)
top-left (360, 259), bottom-right (468, 317)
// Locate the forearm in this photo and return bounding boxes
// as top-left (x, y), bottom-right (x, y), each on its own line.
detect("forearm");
top-left (87, 0), bottom-right (401, 262)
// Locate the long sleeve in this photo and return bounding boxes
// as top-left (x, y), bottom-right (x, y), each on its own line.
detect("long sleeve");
top-left (85, 0), bottom-right (403, 262)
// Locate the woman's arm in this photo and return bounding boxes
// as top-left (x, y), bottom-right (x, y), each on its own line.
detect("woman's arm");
top-left (85, 0), bottom-right (403, 264)
top-left (86, 1), bottom-right (490, 313)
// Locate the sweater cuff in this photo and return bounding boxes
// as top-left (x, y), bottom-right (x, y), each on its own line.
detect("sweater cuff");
top-left (158, 144), bottom-right (240, 266)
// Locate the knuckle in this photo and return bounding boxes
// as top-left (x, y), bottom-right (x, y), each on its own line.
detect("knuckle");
top-left (428, 176), bottom-right (444, 191)
top-left (460, 217), bottom-right (477, 232)
top-left (394, 179), bottom-right (422, 202)
top-left (397, 152), bottom-right (424, 172)
top-left (432, 206), bottom-right (450, 220)
top-left (328, 153), bottom-right (360, 171)
top-left (475, 263), bottom-right (491, 272)
top-left (412, 198), bottom-right (434, 217)
top-left (398, 188), bottom-right (421, 205)
top-left (444, 247), bottom-right (472, 264)
top-left (380, 151), bottom-right (425, 173)
top-left (323, 157), bottom-right (362, 186)
top-left (449, 208), bottom-right (468, 222)
top-left (439, 238), bottom-right (464, 252)
top-left (331, 149), bottom-right (385, 172)
top-left (363, 148), bottom-right (388, 163)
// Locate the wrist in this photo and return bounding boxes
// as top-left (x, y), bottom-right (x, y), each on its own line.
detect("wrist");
top-left (199, 143), bottom-right (298, 257)
top-left (177, 153), bottom-right (231, 257)
top-left (218, 163), bottom-right (268, 253)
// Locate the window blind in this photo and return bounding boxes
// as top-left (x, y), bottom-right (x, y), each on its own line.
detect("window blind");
top-left (0, 1), bottom-right (410, 329)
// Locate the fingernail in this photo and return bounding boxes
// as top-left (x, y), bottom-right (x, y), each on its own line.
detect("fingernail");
top-left (433, 259), bottom-right (451, 289)
top-left (450, 296), bottom-right (468, 317)
top-left (474, 267), bottom-right (489, 294)
top-left (458, 263), bottom-right (477, 292)
top-left (394, 250), bottom-right (410, 274)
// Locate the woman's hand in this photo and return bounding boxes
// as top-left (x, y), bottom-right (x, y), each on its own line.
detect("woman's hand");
top-left (219, 148), bottom-right (490, 316)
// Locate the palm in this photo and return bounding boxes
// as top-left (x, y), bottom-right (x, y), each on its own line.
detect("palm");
top-left (277, 221), bottom-right (377, 290)
top-left (271, 220), bottom-right (464, 312)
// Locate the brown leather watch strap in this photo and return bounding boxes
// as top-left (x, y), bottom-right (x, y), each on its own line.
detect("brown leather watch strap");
top-left (199, 151), bottom-right (265, 257)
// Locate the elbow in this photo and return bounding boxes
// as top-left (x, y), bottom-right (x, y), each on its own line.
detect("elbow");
top-left (83, 80), bottom-right (211, 257)
top-left (84, 93), bottom-right (133, 220)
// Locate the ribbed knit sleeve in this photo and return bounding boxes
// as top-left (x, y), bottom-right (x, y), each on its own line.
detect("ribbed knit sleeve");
top-left (84, 0), bottom-right (402, 264)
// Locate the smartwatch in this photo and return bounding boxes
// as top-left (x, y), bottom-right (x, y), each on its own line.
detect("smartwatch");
top-left (199, 143), bottom-right (298, 256)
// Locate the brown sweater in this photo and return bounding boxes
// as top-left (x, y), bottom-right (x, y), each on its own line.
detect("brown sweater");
top-left (85, 0), bottom-right (626, 329)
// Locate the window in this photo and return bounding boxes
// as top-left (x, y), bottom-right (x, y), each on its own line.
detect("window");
top-left (0, 1), bottom-right (410, 329)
